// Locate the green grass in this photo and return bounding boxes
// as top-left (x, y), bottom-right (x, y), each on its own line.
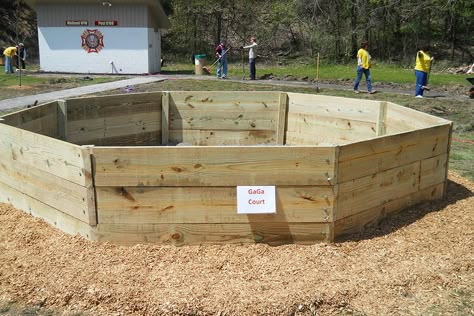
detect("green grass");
top-left (0, 65), bottom-right (122, 88)
top-left (162, 60), bottom-right (472, 86)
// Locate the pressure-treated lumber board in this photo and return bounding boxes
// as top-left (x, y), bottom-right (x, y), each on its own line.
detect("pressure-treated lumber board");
top-left (0, 124), bottom-right (91, 186)
top-left (337, 124), bottom-right (451, 183)
top-left (92, 146), bottom-right (337, 187)
top-left (0, 158), bottom-right (94, 224)
top-left (419, 153), bottom-right (448, 190)
top-left (58, 100), bottom-right (67, 141)
top-left (169, 91), bottom-right (281, 111)
top-left (287, 93), bottom-right (381, 122)
top-left (285, 133), bottom-right (349, 146)
top-left (385, 102), bottom-right (450, 133)
top-left (66, 92), bottom-right (162, 145)
top-left (336, 161), bottom-right (420, 220)
top-left (96, 185), bottom-right (335, 224)
top-left (69, 131), bottom-right (162, 147)
top-left (287, 112), bottom-right (377, 143)
top-left (161, 92), bottom-right (170, 145)
top-left (0, 183), bottom-right (94, 239)
top-left (92, 222), bottom-right (332, 245)
top-left (276, 93), bottom-right (288, 145)
top-left (168, 130), bottom-right (276, 146)
top-left (0, 101), bottom-right (59, 137)
top-left (334, 182), bottom-right (444, 239)
top-left (376, 101), bottom-right (387, 136)
top-left (169, 114), bottom-right (276, 131)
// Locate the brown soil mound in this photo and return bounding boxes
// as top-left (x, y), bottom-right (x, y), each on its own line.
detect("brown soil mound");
top-left (0, 173), bottom-right (473, 315)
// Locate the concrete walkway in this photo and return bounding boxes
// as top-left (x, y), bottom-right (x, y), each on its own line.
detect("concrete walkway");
top-left (0, 76), bottom-right (167, 111)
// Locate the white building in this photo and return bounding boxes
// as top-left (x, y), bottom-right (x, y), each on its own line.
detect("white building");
top-left (25, 0), bottom-right (170, 74)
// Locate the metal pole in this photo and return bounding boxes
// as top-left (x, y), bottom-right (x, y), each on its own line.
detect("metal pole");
top-left (16, 0), bottom-right (22, 87)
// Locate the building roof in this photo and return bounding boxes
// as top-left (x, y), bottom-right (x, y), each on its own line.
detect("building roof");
top-left (24, 0), bottom-right (170, 29)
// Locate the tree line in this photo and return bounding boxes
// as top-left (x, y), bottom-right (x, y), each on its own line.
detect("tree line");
top-left (1, 0), bottom-right (473, 65)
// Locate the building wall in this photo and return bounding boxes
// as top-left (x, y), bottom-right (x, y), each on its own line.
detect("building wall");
top-left (37, 4), bottom-right (149, 28)
top-left (36, 4), bottom-right (163, 74)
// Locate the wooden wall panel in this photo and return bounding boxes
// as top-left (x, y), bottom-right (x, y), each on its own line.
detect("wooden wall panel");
top-left (286, 112), bottom-right (377, 145)
top-left (287, 93), bottom-right (380, 122)
top-left (0, 124), bottom-right (90, 186)
top-left (66, 92), bottom-right (162, 146)
top-left (0, 101), bottom-right (59, 137)
top-left (0, 184), bottom-right (94, 240)
top-left (334, 182), bottom-right (444, 239)
top-left (385, 102), bottom-right (450, 133)
top-left (336, 161), bottom-right (420, 220)
top-left (92, 146), bottom-right (337, 187)
top-left (168, 130), bottom-right (276, 146)
top-left (93, 222), bottom-right (332, 245)
top-left (419, 153), bottom-right (449, 190)
top-left (168, 91), bottom-right (281, 145)
top-left (337, 124), bottom-right (451, 183)
top-left (96, 185), bottom-right (335, 224)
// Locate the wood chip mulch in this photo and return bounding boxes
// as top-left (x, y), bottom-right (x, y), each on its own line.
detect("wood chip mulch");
top-left (0, 172), bottom-right (473, 315)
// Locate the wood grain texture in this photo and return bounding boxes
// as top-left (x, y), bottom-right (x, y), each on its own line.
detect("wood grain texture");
top-left (96, 185), bottom-right (335, 224)
top-left (92, 146), bottom-right (337, 187)
top-left (92, 222), bottom-right (332, 245)
top-left (337, 124), bottom-right (451, 183)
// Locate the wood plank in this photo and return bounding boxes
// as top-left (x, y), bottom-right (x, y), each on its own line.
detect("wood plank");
top-left (66, 92), bottom-right (163, 121)
top-left (161, 91), bottom-right (170, 145)
top-left (337, 124), bottom-right (451, 183)
top-left (0, 124), bottom-right (89, 186)
top-left (386, 102), bottom-right (451, 131)
top-left (168, 129), bottom-right (276, 146)
top-left (0, 183), bottom-right (94, 239)
top-left (287, 93), bottom-right (380, 122)
top-left (169, 91), bottom-right (281, 111)
top-left (169, 116), bottom-right (276, 131)
top-left (67, 111), bottom-right (161, 145)
top-left (419, 153), bottom-right (448, 190)
top-left (96, 185), bottom-right (335, 224)
top-left (93, 222), bottom-right (332, 245)
top-left (286, 132), bottom-right (354, 146)
top-left (0, 157), bottom-right (94, 224)
top-left (0, 101), bottom-right (59, 137)
top-left (287, 112), bottom-right (377, 141)
top-left (276, 92), bottom-right (288, 145)
top-left (376, 101), bottom-right (387, 136)
top-left (336, 161), bottom-right (421, 220)
top-left (334, 182), bottom-right (444, 239)
top-left (93, 146), bottom-right (337, 187)
top-left (58, 100), bottom-right (67, 141)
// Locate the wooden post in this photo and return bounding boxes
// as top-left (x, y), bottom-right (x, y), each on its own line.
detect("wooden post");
top-left (443, 123), bottom-right (454, 199)
top-left (161, 92), bottom-right (170, 145)
top-left (276, 92), bottom-right (288, 145)
top-left (58, 99), bottom-right (68, 141)
top-left (376, 101), bottom-right (387, 136)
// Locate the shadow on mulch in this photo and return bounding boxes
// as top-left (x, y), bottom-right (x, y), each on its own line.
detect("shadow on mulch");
top-left (337, 179), bottom-right (473, 243)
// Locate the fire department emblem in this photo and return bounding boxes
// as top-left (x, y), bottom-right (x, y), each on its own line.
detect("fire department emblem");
top-left (81, 29), bottom-right (104, 53)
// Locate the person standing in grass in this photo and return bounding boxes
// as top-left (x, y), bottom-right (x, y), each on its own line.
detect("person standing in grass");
top-left (415, 46), bottom-right (434, 98)
top-left (3, 45), bottom-right (18, 74)
top-left (215, 39), bottom-right (228, 79)
top-left (353, 41), bottom-right (376, 94)
top-left (241, 36), bottom-right (258, 80)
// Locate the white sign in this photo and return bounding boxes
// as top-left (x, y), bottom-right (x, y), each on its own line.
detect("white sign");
top-left (237, 186), bottom-right (276, 214)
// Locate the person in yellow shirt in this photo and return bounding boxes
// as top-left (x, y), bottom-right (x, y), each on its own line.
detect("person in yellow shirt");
top-left (3, 45), bottom-right (18, 74)
top-left (415, 46), bottom-right (434, 98)
top-left (353, 41), bottom-right (376, 94)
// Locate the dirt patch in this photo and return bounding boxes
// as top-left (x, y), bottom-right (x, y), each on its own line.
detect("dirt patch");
top-left (0, 172), bottom-right (473, 315)
top-left (6, 85), bottom-right (34, 90)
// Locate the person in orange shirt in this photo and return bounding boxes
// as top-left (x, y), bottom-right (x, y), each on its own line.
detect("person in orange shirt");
top-left (3, 45), bottom-right (18, 74)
